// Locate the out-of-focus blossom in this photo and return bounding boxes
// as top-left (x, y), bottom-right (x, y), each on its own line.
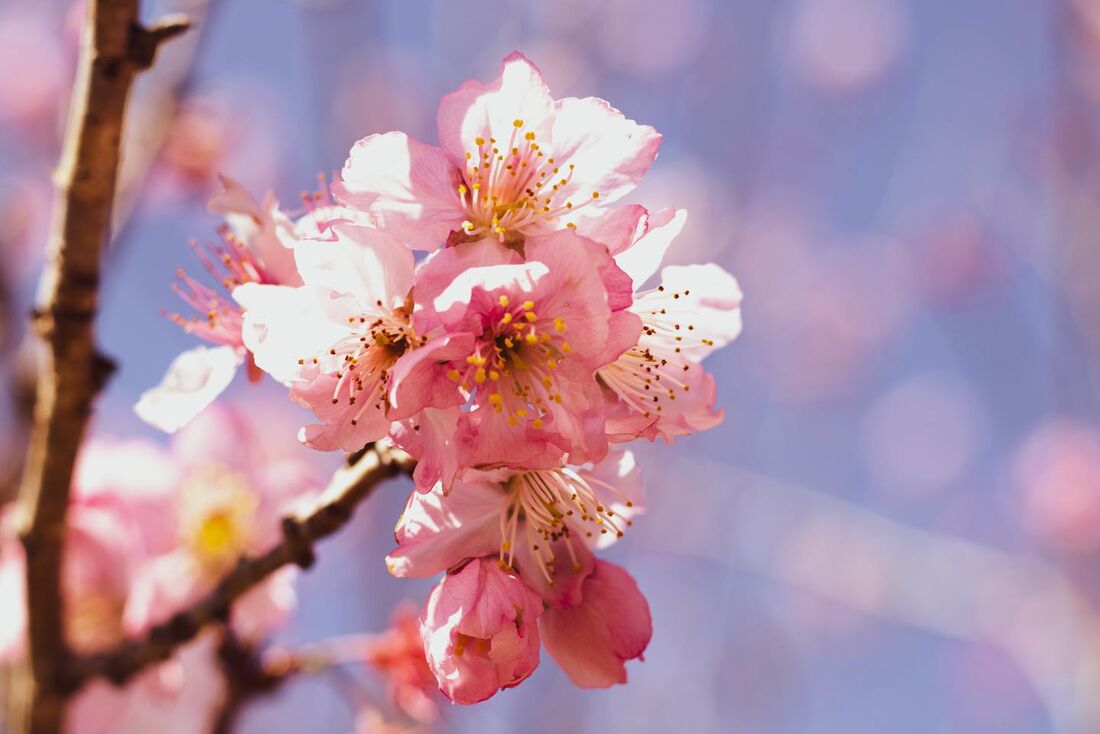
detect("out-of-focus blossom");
top-left (1014, 419), bottom-right (1100, 553)
top-left (420, 558), bottom-right (543, 704)
top-left (0, 438), bottom-right (225, 734)
top-left (861, 374), bottom-right (984, 499)
top-left (123, 406), bottom-right (320, 641)
top-left (334, 52), bottom-right (661, 252)
top-left (137, 176), bottom-right (349, 433)
top-left (236, 222), bottom-right (419, 452)
top-left (539, 559), bottom-right (652, 687)
top-left (363, 604), bottom-right (441, 724)
top-left (786, 0), bottom-right (909, 94)
top-left (0, 5), bottom-right (70, 129)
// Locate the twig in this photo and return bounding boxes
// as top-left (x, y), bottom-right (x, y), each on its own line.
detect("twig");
top-left (210, 629), bottom-right (286, 734)
top-left (67, 444), bottom-right (414, 692)
top-left (9, 3), bottom-right (189, 733)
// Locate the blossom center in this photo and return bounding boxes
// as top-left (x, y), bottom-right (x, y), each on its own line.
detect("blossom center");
top-left (179, 463), bottom-right (257, 572)
top-left (598, 284), bottom-right (711, 417)
top-left (455, 119), bottom-right (599, 244)
top-left (498, 469), bottom-right (633, 585)
top-left (448, 295), bottom-right (571, 429)
top-left (300, 304), bottom-right (419, 427)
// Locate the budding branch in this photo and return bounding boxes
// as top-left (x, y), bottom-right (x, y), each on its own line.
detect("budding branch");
top-left (11, 3), bottom-right (188, 733)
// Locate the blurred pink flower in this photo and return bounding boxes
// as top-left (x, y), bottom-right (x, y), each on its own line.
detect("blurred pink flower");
top-left (420, 558), bottom-right (543, 704)
top-left (364, 604), bottom-right (441, 724)
top-left (123, 406), bottom-right (320, 642)
top-left (334, 52), bottom-right (661, 251)
top-left (0, 437), bottom-right (226, 734)
top-left (1014, 419), bottom-right (1100, 553)
top-left (539, 559), bottom-right (651, 688)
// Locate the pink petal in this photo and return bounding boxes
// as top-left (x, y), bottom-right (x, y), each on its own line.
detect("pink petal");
top-left (293, 223), bottom-right (414, 308)
top-left (386, 479), bottom-right (503, 578)
top-left (333, 131), bottom-right (463, 250)
top-left (540, 559), bottom-right (652, 688)
top-left (551, 96), bottom-right (662, 207)
top-left (391, 406), bottom-right (463, 494)
top-left (436, 52), bottom-right (556, 167)
top-left (135, 345), bottom-right (243, 433)
top-left (388, 333), bottom-right (475, 421)
top-left (291, 373), bottom-right (392, 452)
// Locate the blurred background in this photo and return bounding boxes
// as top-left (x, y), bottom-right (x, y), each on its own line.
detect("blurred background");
top-left (2, 0), bottom-right (1100, 732)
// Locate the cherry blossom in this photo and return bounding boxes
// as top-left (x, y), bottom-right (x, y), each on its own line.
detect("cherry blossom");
top-left (390, 230), bottom-right (626, 490)
top-left (600, 209), bottom-right (744, 442)
top-left (236, 222), bottom-right (420, 452)
top-left (388, 451), bottom-right (643, 608)
top-left (334, 52), bottom-right (661, 252)
top-left (420, 558), bottom-right (543, 704)
top-left (137, 176), bottom-right (352, 433)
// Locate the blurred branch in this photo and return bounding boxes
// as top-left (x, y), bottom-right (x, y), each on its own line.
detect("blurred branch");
top-left (68, 444), bottom-right (414, 693)
top-left (211, 630), bottom-right (288, 734)
top-left (9, 2), bottom-right (190, 733)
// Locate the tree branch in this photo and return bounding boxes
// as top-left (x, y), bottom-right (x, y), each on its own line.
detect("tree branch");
top-left (9, 3), bottom-right (188, 732)
top-left (66, 444), bottom-right (414, 692)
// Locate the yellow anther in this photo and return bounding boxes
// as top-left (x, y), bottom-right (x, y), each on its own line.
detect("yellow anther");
top-left (553, 317), bottom-right (566, 332)
top-left (542, 377), bottom-right (554, 389)
top-left (462, 220), bottom-right (475, 232)
top-left (475, 136), bottom-right (485, 145)
top-left (458, 184), bottom-right (468, 195)
top-left (566, 222), bottom-right (577, 229)
top-left (501, 313), bottom-right (513, 325)
top-left (524, 311), bottom-right (537, 322)
top-left (508, 416), bottom-right (518, 426)
top-left (592, 191), bottom-right (600, 199)
top-left (525, 332), bottom-right (538, 345)
top-left (513, 119), bottom-right (524, 127)
top-left (522, 300), bottom-right (534, 311)
top-left (532, 418), bottom-right (545, 429)
top-left (466, 354), bottom-right (486, 366)
top-left (546, 359), bottom-right (557, 370)
top-left (524, 131), bottom-right (536, 141)
top-left (499, 295), bottom-right (509, 307)
top-left (475, 368), bottom-right (487, 383)
top-left (561, 342), bottom-right (572, 354)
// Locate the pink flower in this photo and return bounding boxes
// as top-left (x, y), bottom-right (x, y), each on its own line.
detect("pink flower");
top-left (123, 406), bottom-right (320, 642)
top-left (539, 559), bottom-right (652, 688)
top-left (599, 210), bottom-right (744, 442)
top-left (136, 176), bottom-right (352, 434)
top-left (0, 439), bottom-right (227, 734)
top-left (333, 52), bottom-right (661, 252)
top-left (387, 451), bottom-right (643, 608)
top-left (363, 604), bottom-right (441, 724)
top-left (235, 222), bottom-right (420, 452)
top-left (420, 558), bottom-right (543, 704)
top-left (390, 230), bottom-right (623, 488)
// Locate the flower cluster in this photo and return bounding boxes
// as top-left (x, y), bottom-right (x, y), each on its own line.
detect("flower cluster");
top-left (141, 53), bottom-right (743, 704)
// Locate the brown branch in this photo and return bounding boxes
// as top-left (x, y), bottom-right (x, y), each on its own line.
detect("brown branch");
top-left (210, 630), bottom-right (287, 734)
top-left (8, 3), bottom-right (189, 733)
top-left (66, 444), bottom-right (414, 693)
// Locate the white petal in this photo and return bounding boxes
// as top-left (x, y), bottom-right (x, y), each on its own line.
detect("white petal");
top-left (135, 346), bottom-right (243, 433)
